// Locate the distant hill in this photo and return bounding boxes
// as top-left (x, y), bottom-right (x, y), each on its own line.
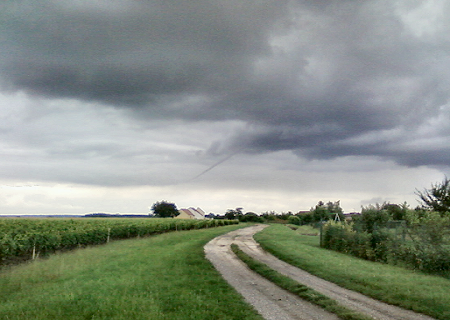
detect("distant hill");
top-left (83, 213), bottom-right (152, 218)
top-left (0, 214), bottom-right (83, 218)
top-left (0, 213), bottom-right (152, 218)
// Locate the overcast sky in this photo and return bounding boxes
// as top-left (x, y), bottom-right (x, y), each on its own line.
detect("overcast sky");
top-left (1, 0), bottom-right (449, 215)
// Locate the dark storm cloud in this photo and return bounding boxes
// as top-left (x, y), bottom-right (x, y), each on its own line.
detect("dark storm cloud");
top-left (1, 0), bottom-right (286, 105)
top-left (2, 0), bottom-right (450, 168)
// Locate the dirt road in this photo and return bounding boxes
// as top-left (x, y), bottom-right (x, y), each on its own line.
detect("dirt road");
top-left (204, 224), bottom-right (436, 320)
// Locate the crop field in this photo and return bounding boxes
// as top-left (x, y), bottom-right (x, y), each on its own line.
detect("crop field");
top-left (0, 217), bottom-right (237, 265)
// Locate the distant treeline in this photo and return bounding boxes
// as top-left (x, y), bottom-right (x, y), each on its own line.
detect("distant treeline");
top-left (83, 213), bottom-right (152, 218)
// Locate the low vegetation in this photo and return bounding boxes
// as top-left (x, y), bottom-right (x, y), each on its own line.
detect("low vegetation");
top-left (0, 218), bottom-right (237, 265)
top-left (255, 224), bottom-right (450, 320)
top-left (0, 224), bottom-right (263, 320)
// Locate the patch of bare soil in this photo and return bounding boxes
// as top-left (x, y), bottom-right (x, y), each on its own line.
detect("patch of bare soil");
top-left (204, 224), bottom-right (436, 320)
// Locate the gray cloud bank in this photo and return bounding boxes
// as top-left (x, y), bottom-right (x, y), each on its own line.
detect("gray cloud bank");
top-left (2, 0), bottom-right (450, 178)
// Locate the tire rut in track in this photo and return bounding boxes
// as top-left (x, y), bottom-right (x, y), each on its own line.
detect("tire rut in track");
top-left (205, 226), bottom-right (339, 320)
top-left (204, 224), bottom-right (436, 320)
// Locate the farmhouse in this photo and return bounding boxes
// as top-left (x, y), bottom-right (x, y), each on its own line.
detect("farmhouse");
top-left (176, 207), bottom-right (206, 220)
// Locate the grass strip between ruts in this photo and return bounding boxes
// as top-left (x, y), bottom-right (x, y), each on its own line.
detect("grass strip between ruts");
top-left (231, 243), bottom-right (372, 320)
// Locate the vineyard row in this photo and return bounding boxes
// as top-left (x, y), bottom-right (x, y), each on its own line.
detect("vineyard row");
top-left (0, 218), bottom-right (238, 264)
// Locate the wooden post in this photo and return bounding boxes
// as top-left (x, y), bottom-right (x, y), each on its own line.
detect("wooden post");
top-left (319, 223), bottom-right (323, 247)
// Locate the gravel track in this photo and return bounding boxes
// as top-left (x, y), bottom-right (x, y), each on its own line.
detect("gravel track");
top-left (204, 224), bottom-right (436, 320)
top-left (205, 226), bottom-right (339, 320)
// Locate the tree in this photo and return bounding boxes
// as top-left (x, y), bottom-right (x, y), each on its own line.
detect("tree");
top-left (416, 177), bottom-right (450, 215)
top-left (381, 202), bottom-right (408, 220)
top-left (309, 200), bottom-right (344, 222)
top-left (354, 205), bottom-right (391, 233)
top-left (224, 208), bottom-right (243, 220)
top-left (151, 201), bottom-right (179, 218)
top-left (239, 212), bottom-right (264, 223)
top-left (312, 204), bottom-right (329, 221)
top-left (326, 200), bottom-right (344, 221)
top-left (288, 215), bottom-right (301, 225)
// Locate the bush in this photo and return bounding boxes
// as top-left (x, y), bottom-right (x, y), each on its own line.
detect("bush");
top-left (322, 222), bottom-right (397, 262)
top-left (353, 206), bottom-right (391, 233)
top-left (370, 228), bottom-right (394, 262)
top-left (238, 213), bottom-right (265, 223)
top-left (410, 211), bottom-right (450, 246)
top-left (288, 216), bottom-right (301, 225)
top-left (322, 222), bottom-right (369, 256)
top-left (322, 209), bottom-right (450, 274)
top-left (395, 243), bottom-right (450, 273)
top-left (298, 213), bottom-right (314, 225)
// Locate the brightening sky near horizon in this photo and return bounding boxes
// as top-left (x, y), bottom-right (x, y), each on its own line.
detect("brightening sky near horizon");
top-left (1, 0), bottom-right (449, 215)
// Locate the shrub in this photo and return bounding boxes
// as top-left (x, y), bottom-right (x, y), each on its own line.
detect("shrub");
top-left (353, 206), bottom-right (391, 233)
top-left (370, 228), bottom-right (394, 262)
top-left (322, 221), bottom-right (397, 262)
top-left (298, 213), bottom-right (314, 225)
top-left (238, 213), bottom-right (265, 223)
top-left (395, 243), bottom-right (450, 273)
top-left (322, 222), bottom-right (362, 254)
top-left (288, 216), bottom-right (301, 225)
top-left (322, 208), bottom-right (450, 274)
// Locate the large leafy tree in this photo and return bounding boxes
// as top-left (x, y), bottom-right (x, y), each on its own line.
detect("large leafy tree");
top-left (224, 208), bottom-right (243, 220)
top-left (416, 177), bottom-right (450, 216)
top-left (354, 205), bottom-right (391, 233)
top-left (311, 200), bottom-right (344, 222)
top-left (151, 201), bottom-right (179, 218)
top-left (381, 202), bottom-right (408, 220)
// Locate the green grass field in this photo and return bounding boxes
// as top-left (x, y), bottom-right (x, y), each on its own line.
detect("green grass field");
top-left (254, 224), bottom-right (450, 320)
top-left (0, 224), bottom-right (263, 320)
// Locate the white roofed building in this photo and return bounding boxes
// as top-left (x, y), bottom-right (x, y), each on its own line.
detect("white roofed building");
top-left (176, 207), bottom-right (206, 220)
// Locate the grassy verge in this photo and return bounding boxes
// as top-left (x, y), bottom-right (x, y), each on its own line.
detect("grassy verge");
top-left (0, 224), bottom-right (263, 320)
top-left (231, 244), bottom-right (371, 320)
top-left (254, 224), bottom-right (450, 320)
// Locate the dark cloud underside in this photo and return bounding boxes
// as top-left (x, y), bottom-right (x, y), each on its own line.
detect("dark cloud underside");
top-left (1, 0), bottom-right (450, 169)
